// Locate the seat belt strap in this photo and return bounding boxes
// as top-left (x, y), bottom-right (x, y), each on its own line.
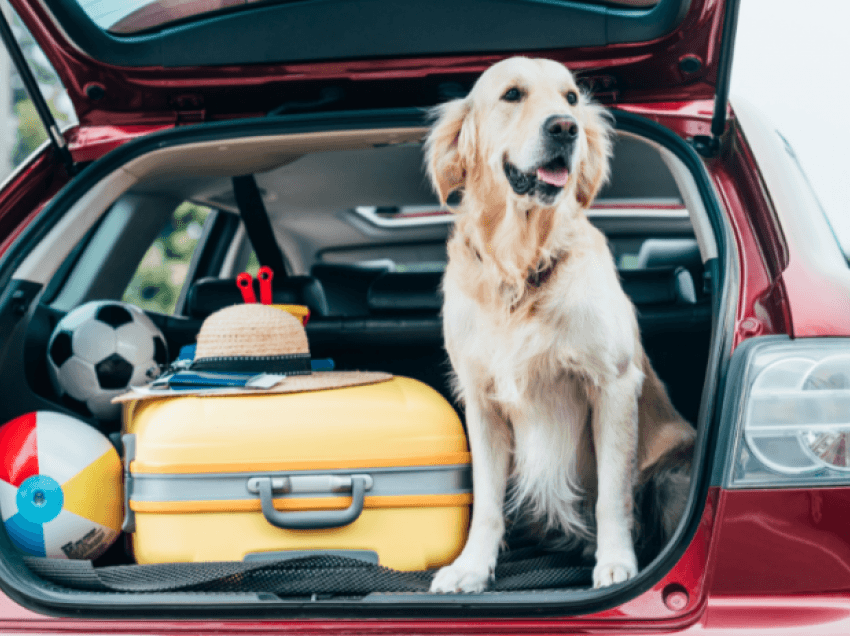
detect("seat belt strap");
top-left (232, 175), bottom-right (288, 277)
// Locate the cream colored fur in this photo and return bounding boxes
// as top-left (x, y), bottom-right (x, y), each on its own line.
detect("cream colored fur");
top-left (426, 57), bottom-right (695, 593)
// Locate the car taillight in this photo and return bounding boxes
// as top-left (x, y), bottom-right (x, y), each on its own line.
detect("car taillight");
top-left (727, 337), bottom-right (850, 487)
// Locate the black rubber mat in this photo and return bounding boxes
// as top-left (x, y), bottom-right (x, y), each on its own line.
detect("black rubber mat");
top-left (24, 548), bottom-right (592, 595)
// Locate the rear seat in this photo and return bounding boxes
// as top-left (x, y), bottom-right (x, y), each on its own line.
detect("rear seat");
top-left (365, 266), bottom-right (702, 314)
top-left (187, 265), bottom-right (704, 321)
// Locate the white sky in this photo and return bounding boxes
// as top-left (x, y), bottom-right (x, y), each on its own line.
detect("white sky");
top-left (731, 0), bottom-right (850, 250)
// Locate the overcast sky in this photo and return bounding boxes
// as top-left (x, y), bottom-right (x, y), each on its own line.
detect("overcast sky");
top-left (732, 0), bottom-right (850, 249)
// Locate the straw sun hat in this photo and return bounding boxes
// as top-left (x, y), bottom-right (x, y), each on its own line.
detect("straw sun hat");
top-left (114, 304), bottom-right (391, 402)
top-left (189, 303), bottom-right (392, 393)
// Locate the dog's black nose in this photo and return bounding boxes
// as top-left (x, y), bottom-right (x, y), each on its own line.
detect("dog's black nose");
top-left (544, 115), bottom-right (578, 142)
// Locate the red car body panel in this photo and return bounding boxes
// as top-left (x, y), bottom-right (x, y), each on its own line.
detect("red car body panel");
top-left (66, 124), bottom-right (172, 163)
top-left (0, 148), bottom-right (68, 259)
top-left (709, 489), bottom-right (850, 596)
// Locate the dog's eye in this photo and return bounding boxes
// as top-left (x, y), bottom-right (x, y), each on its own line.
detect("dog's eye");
top-left (566, 90), bottom-right (579, 105)
top-left (501, 87), bottom-right (523, 102)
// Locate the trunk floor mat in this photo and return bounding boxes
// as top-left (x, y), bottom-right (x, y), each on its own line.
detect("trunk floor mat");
top-left (24, 548), bottom-right (593, 594)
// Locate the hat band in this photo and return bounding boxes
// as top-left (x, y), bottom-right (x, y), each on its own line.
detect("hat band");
top-left (191, 353), bottom-right (312, 375)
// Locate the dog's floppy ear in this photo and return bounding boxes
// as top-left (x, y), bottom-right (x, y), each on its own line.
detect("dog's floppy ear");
top-left (425, 98), bottom-right (474, 206)
top-left (576, 101), bottom-right (613, 208)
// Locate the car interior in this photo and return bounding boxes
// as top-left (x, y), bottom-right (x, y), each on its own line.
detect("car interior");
top-left (0, 123), bottom-right (720, 607)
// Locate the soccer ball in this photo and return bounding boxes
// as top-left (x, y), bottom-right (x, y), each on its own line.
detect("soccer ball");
top-left (0, 411), bottom-right (122, 559)
top-left (47, 301), bottom-right (168, 421)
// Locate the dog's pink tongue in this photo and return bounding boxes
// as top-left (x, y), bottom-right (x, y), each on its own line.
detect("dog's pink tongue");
top-left (536, 166), bottom-right (569, 187)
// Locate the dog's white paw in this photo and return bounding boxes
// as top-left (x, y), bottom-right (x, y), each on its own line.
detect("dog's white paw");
top-left (592, 558), bottom-right (638, 588)
top-left (430, 561), bottom-right (494, 593)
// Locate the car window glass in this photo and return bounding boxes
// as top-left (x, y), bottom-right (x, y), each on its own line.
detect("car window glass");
top-left (319, 245), bottom-right (447, 274)
top-left (123, 202), bottom-right (213, 314)
top-left (243, 250), bottom-right (260, 276)
top-left (77, 0), bottom-right (659, 34)
top-left (0, 1), bottom-right (77, 184)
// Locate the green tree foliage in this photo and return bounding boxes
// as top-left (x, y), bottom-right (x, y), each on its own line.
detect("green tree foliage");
top-left (122, 202), bottom-right (211, 314)
top-left (12, 97), bottom-right (69, 165)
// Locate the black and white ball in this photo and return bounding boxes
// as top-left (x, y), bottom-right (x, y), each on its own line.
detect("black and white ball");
top-left (47, 301), bottom-right (168, 421)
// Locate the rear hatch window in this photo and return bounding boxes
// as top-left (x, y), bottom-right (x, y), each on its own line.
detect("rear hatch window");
top-left (82, 0), bottom-right (664, 35)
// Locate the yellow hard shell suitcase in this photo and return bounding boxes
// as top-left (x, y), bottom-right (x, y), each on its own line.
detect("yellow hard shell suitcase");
top-left (122, 377), bottom-right (471, 571)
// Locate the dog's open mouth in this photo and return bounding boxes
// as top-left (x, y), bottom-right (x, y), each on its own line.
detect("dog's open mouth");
top-left (503, 154), bottom-right (572, 202)
top-left (536, 156), bottom-right (570, 188)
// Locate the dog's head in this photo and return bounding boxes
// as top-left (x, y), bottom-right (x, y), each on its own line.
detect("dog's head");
top-left (426, 57), bottom-right (612, 210)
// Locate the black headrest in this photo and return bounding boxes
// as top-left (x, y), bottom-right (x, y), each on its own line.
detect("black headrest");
top-left (367, 272), bottom-right (443, 314)
top-left (186, 276), bottom-right (328, 319)
top-left (620, 266), bottom-right (697, 305)
top-left (310, 263), bottom-right (393, 317)
top-left (364, 268), bottom-right (696, 313)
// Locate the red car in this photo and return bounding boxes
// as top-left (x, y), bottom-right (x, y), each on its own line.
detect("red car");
top-left (0, 0), bottom-right (848, 633)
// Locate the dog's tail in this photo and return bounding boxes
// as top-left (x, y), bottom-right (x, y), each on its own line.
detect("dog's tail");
top-left (633, 439), bottom-right (694, 568)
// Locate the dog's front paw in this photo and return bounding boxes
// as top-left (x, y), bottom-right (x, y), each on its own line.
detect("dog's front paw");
top-left (430, 560), bottom-right (494, 593)
top-left (592, 557), bottom-right (638, 588)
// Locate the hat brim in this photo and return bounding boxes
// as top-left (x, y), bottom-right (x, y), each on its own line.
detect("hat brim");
top-left (113, 371), bottom-right (392, 403)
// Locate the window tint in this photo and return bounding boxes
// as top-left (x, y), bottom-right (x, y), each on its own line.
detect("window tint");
top-left (77, 0), bottom-right (658, 35)
top-left (0, 3), bottom-right (77, 183)
top-left (123, 202), bottom-right (212, 314)
top-left (320, 244), bottom-right (447, 274)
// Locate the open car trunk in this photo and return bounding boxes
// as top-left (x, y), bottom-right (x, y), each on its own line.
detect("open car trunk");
top-left (0, 105), bottom-right (732, 617)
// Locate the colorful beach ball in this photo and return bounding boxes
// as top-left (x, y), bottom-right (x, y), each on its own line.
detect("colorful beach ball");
top-left (0, 412), bottom-right (122, 559)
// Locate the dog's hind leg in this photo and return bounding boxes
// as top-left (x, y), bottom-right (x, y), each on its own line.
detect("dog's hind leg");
top-left (590, 362), bottom-right (642, 588)
top-left (430, 397), bottom-right (512, 593)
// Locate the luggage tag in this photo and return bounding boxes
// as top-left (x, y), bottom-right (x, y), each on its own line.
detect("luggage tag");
top-left (151, 371), bottom-right (287, 391)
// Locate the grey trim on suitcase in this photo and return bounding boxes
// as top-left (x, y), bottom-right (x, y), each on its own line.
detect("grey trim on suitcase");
top-left (128, 464), bottom-right (472, 503)
top-left (122, 434), bottom-right (136, 533)
top-left (245, 474), bottom-right (374, 495)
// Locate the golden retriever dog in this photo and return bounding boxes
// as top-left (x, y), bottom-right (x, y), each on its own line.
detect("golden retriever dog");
top-left (426, 57), bottom-right (696, 592)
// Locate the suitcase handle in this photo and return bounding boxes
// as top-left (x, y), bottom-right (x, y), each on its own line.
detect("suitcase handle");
top-left (253, 475), bottom-right (370, 530)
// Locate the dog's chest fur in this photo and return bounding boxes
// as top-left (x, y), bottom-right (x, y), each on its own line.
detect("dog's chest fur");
top-left (443, 221), bottom-right (638, 406)
top-left (442, 220), bottom-right (642, 538)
